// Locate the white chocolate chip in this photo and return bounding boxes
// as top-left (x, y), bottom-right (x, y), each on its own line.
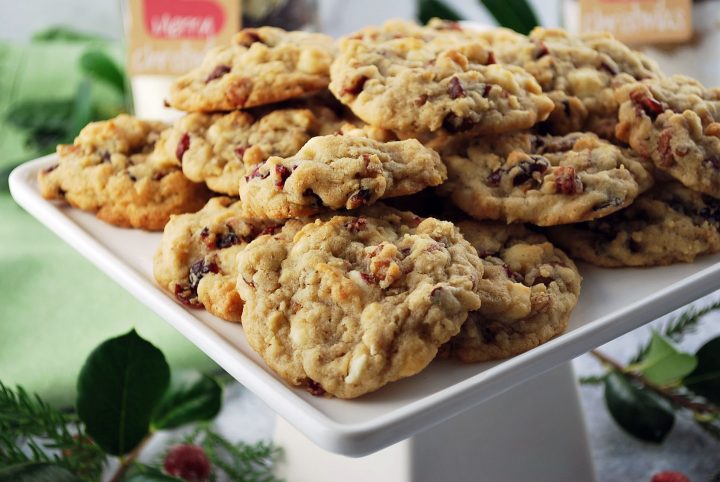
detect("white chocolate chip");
top-left (344, 353), bottom-right (369, 384)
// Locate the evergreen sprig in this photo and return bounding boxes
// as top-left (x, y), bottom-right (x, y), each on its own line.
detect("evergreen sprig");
top-left (578, 374), bottom-right (607, 385)
top-left (0, 382), bottom-right (105, 478)
top-left (177, 426), bottom-right (282, 482)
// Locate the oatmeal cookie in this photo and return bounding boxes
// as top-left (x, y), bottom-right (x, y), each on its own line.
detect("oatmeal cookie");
top-left (236, 205), bottom-right (483, 398)
top-left (490, 28), bottom-right (662, 137)
top-left (547, 181), bottom-right (720, 267)
top-left (166, 105), bottom-right (341, 195)
top-left (329, 20), bottom-right (553, 135)
top-left (154, 197), bottom-right (282, 321)
top-left (38, 115), bottom-right (210, 231)
top-left (440, 131), bottom-right (653, 225)
top-left (238, 135), bottom-right (447, 219)
top-left (167, 27), bottom-right (335, 112)
top-left (615, 75), bottom-right (720, 198)
top-left (444, 221), bottom-right (580, 362)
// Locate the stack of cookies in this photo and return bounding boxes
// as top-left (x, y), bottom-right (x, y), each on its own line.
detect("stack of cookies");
top-left (37, 19), bottom-right (720, 399)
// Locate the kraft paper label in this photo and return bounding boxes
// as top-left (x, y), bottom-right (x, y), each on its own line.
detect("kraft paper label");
top-left (127, 0), bottom-right (240, 76)
top-left (578, 0), bottom-right (692, 45)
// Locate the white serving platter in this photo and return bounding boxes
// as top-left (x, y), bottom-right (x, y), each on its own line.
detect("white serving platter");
top-left (11, 155), bottom-right (720, 456)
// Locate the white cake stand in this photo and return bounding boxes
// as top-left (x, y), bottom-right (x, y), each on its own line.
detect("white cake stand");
top-left (11, 157), bottom-right (720, 480)
top-left (274, 362), bottom-right (595, 481)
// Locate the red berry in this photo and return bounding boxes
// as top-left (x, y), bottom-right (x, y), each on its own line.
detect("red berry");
top-left (651, 471), bottom-right (691, 482)
top-left (164, 444), bottom-right (211, 482)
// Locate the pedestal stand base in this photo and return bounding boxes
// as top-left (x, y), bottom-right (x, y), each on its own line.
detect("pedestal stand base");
top-left (274, 362), bottom-right (596, 481)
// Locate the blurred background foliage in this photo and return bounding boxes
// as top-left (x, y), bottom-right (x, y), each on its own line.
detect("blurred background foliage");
top-left (0, 27), bottom-right (130, 189)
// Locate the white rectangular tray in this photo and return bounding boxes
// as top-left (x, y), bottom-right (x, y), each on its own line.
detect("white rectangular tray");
top-left (11, 155), bottom-right (720, 456)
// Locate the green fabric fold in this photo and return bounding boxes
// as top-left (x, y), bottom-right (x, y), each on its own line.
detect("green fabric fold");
top-left (0, 38), bottom-right (216, 407)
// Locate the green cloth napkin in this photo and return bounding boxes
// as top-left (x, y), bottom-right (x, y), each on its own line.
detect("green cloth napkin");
top-left (0, 39), bottom-right (216, 407)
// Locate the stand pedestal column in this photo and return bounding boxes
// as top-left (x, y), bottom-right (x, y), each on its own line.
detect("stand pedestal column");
top-left (274, 362), bottom-right (596, 481)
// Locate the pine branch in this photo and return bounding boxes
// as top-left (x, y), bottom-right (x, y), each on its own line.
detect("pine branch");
top-left (578, 374), bottom-right (607, 385)
top-left (202, 429), bottom-right (280, 482)
top-left (155, 425), bottom-right (281, 482)
top-left (0, 381), bottom-right (105, 480)
top-left (630, 299), bottom-right (720, 363)
top-left (188, 427), bottom-right (281, 482)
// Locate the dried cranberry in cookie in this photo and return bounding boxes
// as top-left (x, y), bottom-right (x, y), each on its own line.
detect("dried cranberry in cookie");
top-left (439, 131), bottom-right (653, 226)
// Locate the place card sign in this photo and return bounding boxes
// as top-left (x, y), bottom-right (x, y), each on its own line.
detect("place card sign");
top-left (126, 0), bottom-right (240, 76)
top-left (578, 0), bottom-right (692, 44)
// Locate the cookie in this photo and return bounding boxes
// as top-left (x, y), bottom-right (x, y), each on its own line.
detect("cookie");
top-left (490, 28), bottom-right (662, 138)
top-left (38, 115), bottom-right (210, 231)
top-left (439, 131), bottom-right (653, 225)
top-left (153, 197), bottom-right (282, 321)
top-left (166, 105), bottom-right (341, 195)
top-left (546, 181), bottom-right (720, 267)
top-left (238, 135), bottom-right (447, 219)
top-left (615, 75), bottom-right (720, 198)
top-left (236, 205), bottom-right (483, 398)
top-left (443, 221), bottom-right (580, 362)
top-left (329, 20), bottom-right (554, 135)
top-left (167, 27), bottom-right (335, 112)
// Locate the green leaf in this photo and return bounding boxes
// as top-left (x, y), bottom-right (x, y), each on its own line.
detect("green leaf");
top-left (0, 463), bottom-right (81, 482)
top-left (4, 99), bottom-right (73, 132)
top-left (32, 26), bottom-right (108, 42)
top-left (79, 49), bottom-right (127, 95)
top-left (604, 371), bottom-right (675, 443)
top-left (417, 0), bottom-right (462, 24)
top-left (76, 329), bottom-right (170, 456)
top-left (69, 80), bottom-right (94, 141)
top-left (478, 0), bottom-right (539, 35)
top-left (122, 464), bottom-right (184, 482)
top-left (152, 370), bottom-right (223, 430)
top-left (684, 336), bottom-right (720, 405)
top-left (4, 99), bottom-right (75, 152)
top-left (630, 299), bottom-right (720, 364)
top-left (634, 332), bottom-right (697, 385)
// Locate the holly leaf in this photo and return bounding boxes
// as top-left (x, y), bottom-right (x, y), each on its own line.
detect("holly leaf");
top-left (152, 370), bottom-right (222, 430)
top-left (79, 49), bottom-right (127, 95)
top-left (0, 463), bottom-right (81, 482)
top-left (76, 330), bottom-right (170, 456)
top-left (684, 336), bottom-right (720, 405)
top-left (634, 332), bottom-right (697, 385)
top-left (478, 0), bottom-right (539, 35)
top-left (417, 0), bottom-right (462, 24)
top-left (604, 371), bottom-right (675, 443)
top-left (122, 464), bottom-right (184, 482)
